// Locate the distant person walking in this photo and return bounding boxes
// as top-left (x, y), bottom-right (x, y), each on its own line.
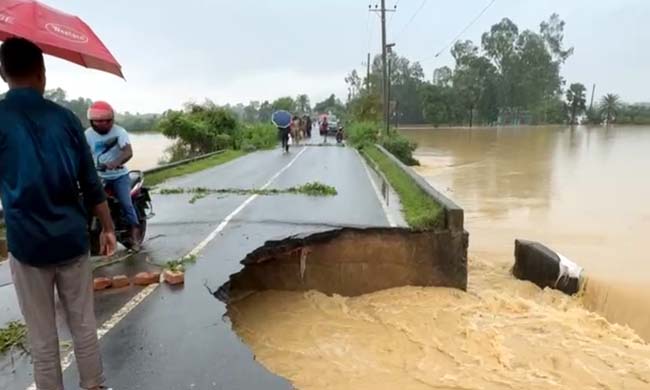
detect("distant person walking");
top-left (291, 115), bottom-right (301, 146)
top-left (304, 115), bottom-right (312, 138)
top-left (0, 38), bottom-right (116, 390)
top-left (278, 125), bottom-right (290, 153)
top-left (321, 116), bottom-right (329, 143)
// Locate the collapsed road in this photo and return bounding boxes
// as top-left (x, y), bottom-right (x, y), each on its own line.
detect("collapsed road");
top-left (1, 144), bottom-right (401, 390)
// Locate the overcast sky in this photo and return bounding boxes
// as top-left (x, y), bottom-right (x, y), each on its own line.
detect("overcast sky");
top-left (16, 0), bottom-right (650, 113)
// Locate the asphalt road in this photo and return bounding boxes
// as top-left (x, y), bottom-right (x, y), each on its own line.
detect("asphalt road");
top-left (2, 143), bottom-right (391, 390)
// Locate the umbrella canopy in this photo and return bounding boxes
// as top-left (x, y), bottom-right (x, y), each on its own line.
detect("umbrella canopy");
top-left (272, 110), bottom-right (292, 129)
top-left (0, 0), bottom-right (123, 78)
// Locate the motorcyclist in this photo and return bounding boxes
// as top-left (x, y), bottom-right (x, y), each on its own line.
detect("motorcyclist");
top-left (85, 101), bottom-right (142, 250)
top-left (320, 116), bottom-right (329, 142)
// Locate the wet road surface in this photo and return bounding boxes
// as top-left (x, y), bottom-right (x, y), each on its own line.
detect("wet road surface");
top-left (2, 144), bottom-right (391, 389)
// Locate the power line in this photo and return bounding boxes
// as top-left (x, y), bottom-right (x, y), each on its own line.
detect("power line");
top-left (394, 0), bottom-right (428, 40)
top-left (429, 0), bottom-right (497, 60)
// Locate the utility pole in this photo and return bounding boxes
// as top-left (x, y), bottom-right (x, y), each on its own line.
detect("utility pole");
top-left (369, 2), bottom-right (396, 136)
top-left (589, 83), bottom-right (597, 111)
top-left (386, 43), bottom-right (395, 135)
top-left (366, 52), bottom-right (371, 92)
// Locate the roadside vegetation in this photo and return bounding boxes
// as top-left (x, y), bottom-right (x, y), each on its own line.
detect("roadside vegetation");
top-left (347, 121), bottom-right (419, 166)
top-left (362, 145), bottom-right (442, 229)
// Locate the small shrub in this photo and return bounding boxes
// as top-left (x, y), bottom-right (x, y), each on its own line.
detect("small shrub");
top-left (381, 133), bottom-right (419, 166)
top-left (347, 121), bottom-right (380, 148)
top-left (214, 133), bottom-right (232, 150)
top-left (241, 123), bottom-right (278, 150)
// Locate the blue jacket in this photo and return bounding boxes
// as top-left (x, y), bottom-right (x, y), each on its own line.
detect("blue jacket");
top-left (0, 88), bottom-right (106, 266)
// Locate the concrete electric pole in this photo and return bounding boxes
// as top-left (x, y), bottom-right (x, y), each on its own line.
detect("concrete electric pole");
top-left (369, 2), bottom-right (396, 136)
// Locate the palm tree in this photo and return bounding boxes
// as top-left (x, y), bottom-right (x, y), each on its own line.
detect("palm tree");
top-left (296, 94), bottom-right (311, 114)
top-left (600, 94), bottom-right (620, 124)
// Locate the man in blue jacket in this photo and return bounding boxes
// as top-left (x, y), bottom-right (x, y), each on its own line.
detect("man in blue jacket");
top-left (0, 37), bottom-right (116, 390)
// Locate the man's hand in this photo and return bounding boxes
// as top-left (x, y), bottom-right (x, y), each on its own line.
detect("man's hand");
top-left (100, 230), bottom-right (117, 257)
top-left (92, 201), bottom-right (116, 258)
top-left (105, 161), bottom-right (120, 170)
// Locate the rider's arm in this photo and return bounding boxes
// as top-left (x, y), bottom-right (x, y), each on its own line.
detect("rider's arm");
top-left (106, 127), bottom-right (133, 169)
top-left (106, 144), bottom-right (133, 169)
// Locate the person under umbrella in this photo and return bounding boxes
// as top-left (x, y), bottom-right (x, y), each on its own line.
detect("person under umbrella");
top-left (0, 37), bottom-right (115, 390)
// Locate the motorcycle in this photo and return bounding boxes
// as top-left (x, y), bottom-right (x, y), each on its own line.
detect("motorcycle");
top-left (88, 169), bottom-right (152, 255)
top-left (88, 139), bottom-right (152, 255)
top-left (336, 126), bottom-right (345, 144)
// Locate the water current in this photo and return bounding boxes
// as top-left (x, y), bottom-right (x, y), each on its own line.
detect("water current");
top-left (229, 125), bottom-right (650, 389)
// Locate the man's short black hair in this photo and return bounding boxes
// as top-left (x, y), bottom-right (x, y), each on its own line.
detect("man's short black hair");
top-left (0, 37), bottom-right (44, 79)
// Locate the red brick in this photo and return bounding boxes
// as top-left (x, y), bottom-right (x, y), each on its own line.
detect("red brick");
top-left (134, 272), bottom-right (161, 286)
top-left (112, 275), bottom-right (130, 288)
top-left (163, 270), bottom-right (185, 285)
top-left (93, 277), bottom-right (112, 291)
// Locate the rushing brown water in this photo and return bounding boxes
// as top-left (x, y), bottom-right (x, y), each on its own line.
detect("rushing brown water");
top-left (402, 125), bottom-right (650, 341)
top-left (231, 257), bottom-right (650, 389)
top-left (229, 125), bottom-right (650, 389)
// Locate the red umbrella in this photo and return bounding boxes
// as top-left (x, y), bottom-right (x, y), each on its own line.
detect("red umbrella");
top-left (0, 0), bottom-right (123, 78)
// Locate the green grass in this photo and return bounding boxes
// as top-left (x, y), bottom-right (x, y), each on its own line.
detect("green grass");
top-left (147, 150), bottom-right (246, 187)
top-left (362, 145), bottom-right (443, 229)
top-left (1, 321), bottom-right (27, 354)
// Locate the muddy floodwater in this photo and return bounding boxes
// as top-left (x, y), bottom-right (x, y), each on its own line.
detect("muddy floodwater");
top-left (403, 125), bottom-right (650, 341)
top-left (128, 132), bottom-right (174, 171)
top-left (229, 125), bottom-right (650, 389)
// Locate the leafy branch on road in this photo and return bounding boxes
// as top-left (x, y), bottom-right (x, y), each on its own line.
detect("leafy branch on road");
top-left (164, 254), bottom-right (197, 273)
top-left (159, 181), bottom-right (338, 204)
top-left (1, 321), bottom-right (28, 355)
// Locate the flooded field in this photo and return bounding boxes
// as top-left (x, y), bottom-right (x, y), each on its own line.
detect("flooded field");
top-left (403, 125), bottom-right (650, 340)
top-left (229, 125), bottom-right (650, 389)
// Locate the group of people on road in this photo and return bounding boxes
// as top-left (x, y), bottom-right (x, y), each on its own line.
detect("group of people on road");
top-left (0, 37), bottom-right (140, 390)
top-left (279, 114), bottom-right (313, 153)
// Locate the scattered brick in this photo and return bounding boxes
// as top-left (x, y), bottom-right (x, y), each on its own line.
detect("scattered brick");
top-left (134, 272), bottom-right (161, 286)
top-left (112, 275), bottom-right (130, 288)
top-left (163, 270), bottom-right (185, 285)
top-left (93, 277), bottom-right (112, 291)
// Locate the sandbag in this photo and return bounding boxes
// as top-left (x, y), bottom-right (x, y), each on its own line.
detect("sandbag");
top-left (513, 239), bottom-right (583, 295)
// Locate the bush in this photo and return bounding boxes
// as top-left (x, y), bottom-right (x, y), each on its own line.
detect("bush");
top-left (346, 121), bottom-right (419, 166)
top-left (215, 133), bottom-right (232, 150)
top-left (381, 133), bottom-right (419, 166)
top-left (156, 105), bottom-right (239, 153)
top-left (347, 121), bottom-right (379, 148)
top-left (241, 123), bottom-right (278, 150)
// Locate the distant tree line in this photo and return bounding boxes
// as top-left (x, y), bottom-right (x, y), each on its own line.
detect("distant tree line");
top-left (345, 14), bottom-right (650, 127)
top-left (0, 87), bottom-right (161, 131)
top-left (216, 93), bottom-right (346, 124)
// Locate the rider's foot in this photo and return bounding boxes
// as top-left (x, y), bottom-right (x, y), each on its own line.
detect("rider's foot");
top-left (129, 226), bottom-right (142, 252)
